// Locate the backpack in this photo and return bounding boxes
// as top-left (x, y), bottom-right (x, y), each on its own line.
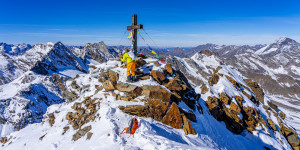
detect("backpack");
top-left (120, 117), bottom-right (139, 138)
top-left (127, 51), bottom-right (136, 61)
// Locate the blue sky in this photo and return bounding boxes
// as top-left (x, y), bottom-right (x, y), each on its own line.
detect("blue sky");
top-left (1, 0), bottom-right (300, 47)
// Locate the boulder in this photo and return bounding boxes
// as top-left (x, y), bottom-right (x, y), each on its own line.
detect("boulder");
top-left (162, 103), bottom-right (183, 129)
top-left (200, 84), bottom-right (209, 94)
top-left (208, 74), bottom-right (219, 86)
top-left (103, 80), bottom-right (115, 91)
top-left (119, 105), bottom-right (147, 117)
top-left (137, 75), bottom-right (150, 80)
top-left (150, 70), bottom-right (166, 84)
top-left (116, 82), bottom-right (137, 92)
top-left (267, 118), bottom-right (277, 131)
top-left (279, 111), bottom-right (286, 120)
top-left (220, 92), bottom-right (231, 105)
top-left (145, 99), bottom-right (168, 121)
top-left (135, 57), bottom-right (146, 68)
top-left (235, 96), bottom-right (243, 106)
top-left (164, 79), bottom-right (182, 91)
top-left (108, 70), bottom-right (119, 83)
top-left (206, 96), bottom-right (219, 110)
top-left (182, 114), bottom-right (196, 135)
top-left (165, 63), bottom-right (173, 75)
top-left (267, 101), bottom-right (278, 111)
top-left (72, 125), bottom-right (92, 141)
top-left (230, 102), bottom-right (241, 114)
top-left (86, 132), bottom-right (93, 140)
top-left (141, 85), bottom-right (171, 102)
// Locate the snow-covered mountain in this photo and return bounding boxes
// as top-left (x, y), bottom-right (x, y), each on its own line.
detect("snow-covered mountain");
top-left (71, 41), bottom-right (119, 64)
top-left (255, 37), bottom-right (300, 56)
top-left (0, 43), bottom-right (32, 56)
top-left (0, 40), bottom-right (299, 149)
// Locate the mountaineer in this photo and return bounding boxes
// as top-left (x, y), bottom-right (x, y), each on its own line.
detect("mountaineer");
top-left (121, 49), bottom-right (136, 83)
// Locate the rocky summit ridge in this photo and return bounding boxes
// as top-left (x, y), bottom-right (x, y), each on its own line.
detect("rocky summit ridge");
top-left (0, 40), bottom-right (299, 149)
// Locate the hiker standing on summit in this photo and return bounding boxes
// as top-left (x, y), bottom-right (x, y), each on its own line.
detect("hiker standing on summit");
top-left (121, 49), bottom-right (136, 83)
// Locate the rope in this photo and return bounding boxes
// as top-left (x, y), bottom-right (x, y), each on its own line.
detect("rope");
top-left (137, 30), bottom-right (153, 50)
top-left (142, 29), bottom-right (159, 48)
top-left (117, 30), bottom-right (130, 46)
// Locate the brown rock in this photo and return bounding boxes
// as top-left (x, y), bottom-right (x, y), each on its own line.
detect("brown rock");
top-left (230, 103), bottom-right (241, 114)
top-left (150, 70), bottom-right (166, 84)
top-left (145, 99), bottom-right (168, 121)
top-left (235, 96), bottom-right (243, 106)
top-left (220, 92), bottom-right (231, 105)
top-left (108, 70), bottom-right (119, 83)
top-left (208, 74), bottom-right (219, 86)
top-left (267, 119), bottom-right (277, 131)
top-left (200, 84), bottom-right (209, 94)
top-left (164, 79), bottom-right (182, 91)
top-left (244, 79), bottom-right (264, 104)
top-left (162, 103), bottom-right (183, 129)
top-left (137, 75), bottom-right (150, 80)
top-left (62, 126), bottom-right (70, 135)
top-left (72, 125), bottom-right (92, 141)
top-left (141, 85), bottom-right (171, 102)
top-left (103, 80), bottom-right (115, 91)
top-left (182, 114), bottom-right (197, 135)
top-left (267, 101), bottom-right (278, 111)
top-left (135, 57), bottom-right (147, 68)
top-left (165, 63), bottom-right (173, 75)
top-left (223, 105), bottom-right (244, 134)
top-left (279, 111), bottom-right (286, 120)
top-left (86, 132), bottom-right (93, 140)
top-left (206, 96), bottom-right (219, 110)
top-left (116, 82), bottom-right (137, 92)
top-left (0, 137), bottom-right (7, 144)
top-left (119, 105), bottom-right (147, 117)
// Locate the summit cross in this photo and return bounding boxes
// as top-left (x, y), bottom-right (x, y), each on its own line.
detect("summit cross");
top-left (127, 14), bottom-right (143, 54)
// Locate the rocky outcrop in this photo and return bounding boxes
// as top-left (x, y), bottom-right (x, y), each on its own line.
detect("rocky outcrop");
top-left (244, 79), bottom-right (265, 104)
top-left (66, 97), bottom-right (100, 130)
top-left (164, 79), bottom-right (182, 92)
top-left (162, 103), bottom-right (183, 129)
top-left (72, 125), bottom-right (92, 141)
top-left (165, 63), bottom-right (173, 75)
top-left (182, 114), bottom-right (196, 135)
top-left (208, 74), bottom-right (219, 86)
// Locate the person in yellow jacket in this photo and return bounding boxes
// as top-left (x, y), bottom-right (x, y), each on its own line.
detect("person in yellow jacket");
top-left (121, 49), bottom-right (136, 83)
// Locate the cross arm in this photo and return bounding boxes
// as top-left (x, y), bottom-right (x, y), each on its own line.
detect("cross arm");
top-left (127, 24), bottom-right (143, 30)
